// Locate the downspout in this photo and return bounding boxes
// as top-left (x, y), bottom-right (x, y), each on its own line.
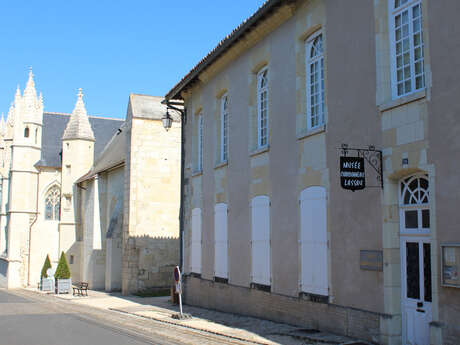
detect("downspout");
top-left (179, 107), bottom-right (186, 271)
top-left (27, 171), bottom-right (39, 286)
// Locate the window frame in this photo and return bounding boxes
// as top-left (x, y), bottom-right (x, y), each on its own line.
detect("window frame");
top-left (256, 67), bottom-right (269, 149)
top-left (197, 113), bottom-right (203, 172)
top-left (399, 174), bottom-right (430, 235)
top-left (220, 94), bottom-right (229, 163)
top-left (305, 31), bottom-right (325, 131)
top-left (44, 185), bottom-right (61, 221)
top-left (389, 0), bottom-right (425, 99)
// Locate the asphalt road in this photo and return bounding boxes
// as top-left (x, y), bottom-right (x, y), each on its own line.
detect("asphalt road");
top-left (0, 289), bottom-right (174, 345)
top-left (0, 289), bottom-right (256, 345)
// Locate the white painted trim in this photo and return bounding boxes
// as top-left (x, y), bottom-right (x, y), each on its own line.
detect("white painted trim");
top-left (214, 203), bottom-right (228, 279)
top-left (250, 195), bottom-right (271, 286)
top-left (388, 0), bottom-right (425, 99)
top-left (305, 30), bottom-right (324, 131)
top-left (299, 186), bottom-right (328, 296)
top-left (191, 208), bottom-right (202, 274)
top-left (220, 93), bottom-right (229, 163)
top-left (256, 67), bottom-right (269, 149)
top-left (197, 114), bottom-right (203, 172)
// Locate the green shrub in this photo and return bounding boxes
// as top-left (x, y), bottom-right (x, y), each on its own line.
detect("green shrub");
top-left (40, 255), bottom-right (52, 278)
top-left (54, 252), bottom-right (71, 279)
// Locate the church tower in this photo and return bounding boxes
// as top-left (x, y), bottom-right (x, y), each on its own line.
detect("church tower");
top-left (59, 89), bottom-right (95, 258)
top-left (5, 68), bottom-right (43, 287)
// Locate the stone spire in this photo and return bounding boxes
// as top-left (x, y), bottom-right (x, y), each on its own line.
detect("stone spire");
top-left (14, 85), bottom-right (21, 107)
top-left (22, 67), bottom-right (42, 125)
top-left (23, 67), bottom-right (38, 106)
top-left (62, 88), bottom-right (95, 141)
top-left (6, 102), bottom-right (14, 129)
top-left (0, 113), bottom-right (5, 136)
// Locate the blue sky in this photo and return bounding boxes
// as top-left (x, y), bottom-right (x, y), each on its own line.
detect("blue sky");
top-left (0, 1), bottom-right (265, 119)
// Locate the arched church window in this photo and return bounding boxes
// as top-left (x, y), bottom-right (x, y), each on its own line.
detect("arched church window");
top-left (24, 127), bottom-right (29, 138)
top-left (45, 186), bottom-right (61, 220)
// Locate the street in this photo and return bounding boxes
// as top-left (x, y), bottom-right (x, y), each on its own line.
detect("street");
top-left (0, 289), bottom-right (261, 345)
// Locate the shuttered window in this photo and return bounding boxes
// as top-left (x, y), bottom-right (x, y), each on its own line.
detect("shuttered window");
top-left (214, 203), bottom-right (228, 278)
top-left (191, 208), bottom-right (202, 274)
top-left (251, 196), bottom-right (270, 285)
top-left (300, 187), bottom-right (328, 296)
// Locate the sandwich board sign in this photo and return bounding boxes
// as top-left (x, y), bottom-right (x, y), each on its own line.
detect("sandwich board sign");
top-left (340, 156), bottom-right (365, 191)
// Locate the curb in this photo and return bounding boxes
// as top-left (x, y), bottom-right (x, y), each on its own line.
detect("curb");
top-left (109, 307), bottom-right (274, 345)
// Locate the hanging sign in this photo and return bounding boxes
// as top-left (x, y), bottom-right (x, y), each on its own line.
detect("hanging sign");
top-left (340, 156), bottom-right (365, 191)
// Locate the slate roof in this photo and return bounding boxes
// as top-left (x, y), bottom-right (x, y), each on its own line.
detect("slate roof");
top-left (37, 112), bottom-right (124, 168)
top-left (128, 94), bottom-right (181, 122)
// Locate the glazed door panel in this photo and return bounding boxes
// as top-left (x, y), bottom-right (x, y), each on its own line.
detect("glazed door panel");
top-left (401, 239), bottom-right (432, 345)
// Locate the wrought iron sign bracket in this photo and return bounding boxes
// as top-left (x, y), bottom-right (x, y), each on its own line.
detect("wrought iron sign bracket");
top-left (339, 144), bottom-right (383, 189)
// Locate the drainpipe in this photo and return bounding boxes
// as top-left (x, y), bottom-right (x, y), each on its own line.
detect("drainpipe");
top-left (27, 171), bottom-right (39, 286)
top-left (179, 107), bottom-right (186, 271)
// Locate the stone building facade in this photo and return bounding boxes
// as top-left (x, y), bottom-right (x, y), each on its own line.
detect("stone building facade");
top-left (76, 94), bottom-right (181, 294)
top-left (0, 71), bottom-right (181, 296)
top-left (165, 1), bottom-right (460, 344)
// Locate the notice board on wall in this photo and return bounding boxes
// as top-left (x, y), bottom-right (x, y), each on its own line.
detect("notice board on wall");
top-left (442, 244), bottom-right (460, 287)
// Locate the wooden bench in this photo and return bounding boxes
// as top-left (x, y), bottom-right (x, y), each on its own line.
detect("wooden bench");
top-left (72, 282), bottom-right (88, 296)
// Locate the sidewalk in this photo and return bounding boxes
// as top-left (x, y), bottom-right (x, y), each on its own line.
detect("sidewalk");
top-left (30, 288), bottom-right (371, 345)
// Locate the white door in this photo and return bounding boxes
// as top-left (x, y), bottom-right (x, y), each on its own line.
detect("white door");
top-left (251, 196), bottom-right (270, 286)
top-left (400, 175), bottom-right (432, 345)
top-left (299, 187), bottom-right (328, 296)
top-left (214, 203), bottom-right (228, 279)
top-left (401, 238), bottom-right (432, 345)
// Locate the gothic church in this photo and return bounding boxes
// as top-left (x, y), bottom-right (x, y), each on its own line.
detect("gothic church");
top-left (0, 70), bottom-right (181, 293)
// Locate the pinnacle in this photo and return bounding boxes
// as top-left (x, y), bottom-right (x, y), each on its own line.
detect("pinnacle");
top-left (62, 88), bottom-right (95, 141)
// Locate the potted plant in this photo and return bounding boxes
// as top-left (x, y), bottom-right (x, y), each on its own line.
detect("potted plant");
top-left (54, 251), bottom-right (71, 294)
top-left (40, 254), bottom-right (54, 291)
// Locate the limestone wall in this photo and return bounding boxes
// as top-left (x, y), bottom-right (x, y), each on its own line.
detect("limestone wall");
top-left (122, 116), bottom-right (181, 294)
top-left (29, 168), bottom-right (61, 286)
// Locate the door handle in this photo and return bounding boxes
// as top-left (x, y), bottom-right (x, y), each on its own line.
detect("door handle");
top-left (416, 309), bottom-right (425, 313)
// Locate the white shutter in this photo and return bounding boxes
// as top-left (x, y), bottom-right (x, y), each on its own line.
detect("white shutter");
top-left (300, 187), bottom-right (328, 296)
top-left (214, 203), bottom-right (228, 278)
top-left (191, 208), bottom-right (202, 274)
top-left (251, 196), bottom-right (270, 285)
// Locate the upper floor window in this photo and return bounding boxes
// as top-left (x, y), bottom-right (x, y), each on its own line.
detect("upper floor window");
top-left (197, 114), bottom-right (203, 171)
top-left (45, 186), bottom-right (60, 221)
top-left (257, 68), bottom-right (268, 148)
top-left (390, 0), bottom-right (424, 98)
top-left (306, 33), bottom-right (324, 130)
top-left (220, 94), bottom-right (229, 162)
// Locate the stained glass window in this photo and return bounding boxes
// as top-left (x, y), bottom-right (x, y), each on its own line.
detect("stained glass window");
top-left (45, 186), bottom-right (60, 220)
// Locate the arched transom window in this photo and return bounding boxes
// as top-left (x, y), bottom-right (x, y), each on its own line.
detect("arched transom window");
top-left (45, 186), bottom-right (61, 221)
top-left (306, 33), bottom-right (324, 130)
top-left (400, 175), bottom-right (429, 233)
